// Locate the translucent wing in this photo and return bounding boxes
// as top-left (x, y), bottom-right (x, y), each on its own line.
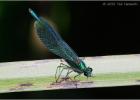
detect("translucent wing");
top-left (34, 17), bottom-right (80, 64)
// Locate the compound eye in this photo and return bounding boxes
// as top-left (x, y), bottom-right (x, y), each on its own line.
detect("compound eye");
top-left (84, 72), bottom-right (88, 77)
top-left (90, 68), bottom-right (93, 72)
top-left (88, 67), bottom-right (92, 72)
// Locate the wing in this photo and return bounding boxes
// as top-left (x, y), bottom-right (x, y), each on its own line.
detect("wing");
top-left (34, 17), bottom-right (80, 64)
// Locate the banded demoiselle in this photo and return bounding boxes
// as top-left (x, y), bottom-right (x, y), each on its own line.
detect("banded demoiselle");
top-left (29, 8), bottom-right (93, 82)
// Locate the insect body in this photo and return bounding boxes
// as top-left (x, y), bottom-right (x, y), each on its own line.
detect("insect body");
top-left (29, 8), bottom-right (93, 82)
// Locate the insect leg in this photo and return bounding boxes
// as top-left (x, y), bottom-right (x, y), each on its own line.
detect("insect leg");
top-left (55, 63), bottom-right (71, 82)
top-left (56, 67), bottom-right (64, 83)
top-left (55, 65), bottom-right (61, 82)
top-left (60, 63), bottom-right (74, 80)
top-left (62, 70), bottom-right (73, 81)
top-left (74, 73), bottom-right (81, 81)
top-left (57, 67), bottom-right (72, 83)
top-left (65, 70), bottom-right (73, 78)
top-left (60, 63), bottom-right (70, 68)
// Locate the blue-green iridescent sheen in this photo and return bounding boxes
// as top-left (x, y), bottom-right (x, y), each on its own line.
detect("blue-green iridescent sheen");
top-left (29, 8), bottom-right (93, 77)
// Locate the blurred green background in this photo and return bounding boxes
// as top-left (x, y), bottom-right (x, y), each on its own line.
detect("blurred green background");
top-left (0, 1), bottom-right (140, 62)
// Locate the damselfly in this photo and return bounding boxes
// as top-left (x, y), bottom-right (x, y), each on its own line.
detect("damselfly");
top-left (29, 8), bottom-right (93, 82)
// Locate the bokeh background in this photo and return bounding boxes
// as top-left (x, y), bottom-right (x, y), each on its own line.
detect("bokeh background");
top-left (0, 1), bottom-right (140, 63)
